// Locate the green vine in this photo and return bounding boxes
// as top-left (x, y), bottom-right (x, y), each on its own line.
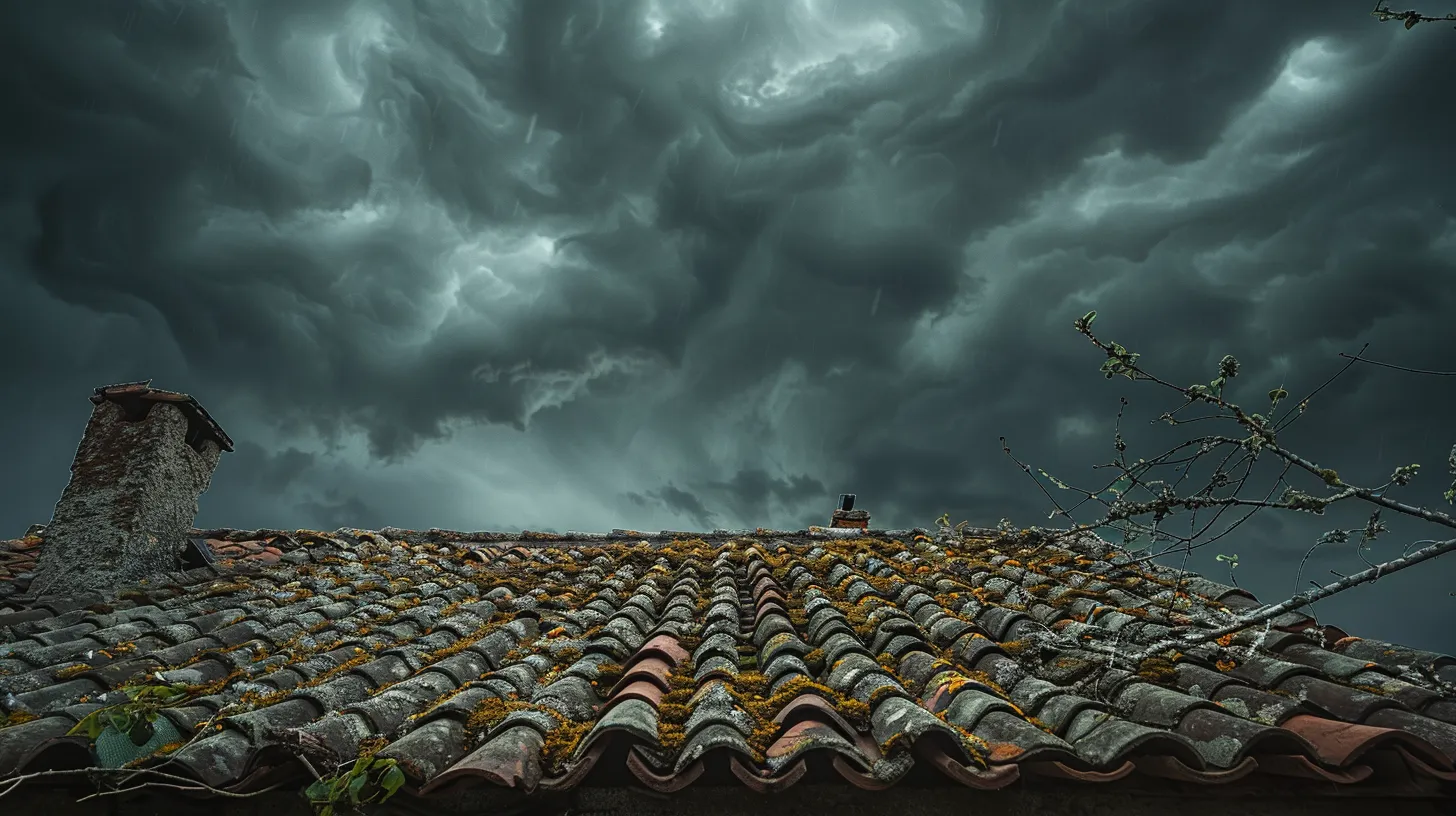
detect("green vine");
top-left (66, 682), bottom-right (191, 746)
top-left (304, 756), bottom-right (406, 816)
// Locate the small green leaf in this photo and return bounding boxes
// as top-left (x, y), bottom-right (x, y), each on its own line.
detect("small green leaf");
top-left (1268, 388), bottom-right (1288, 401)
top-left (346, 770), bottom-right (368, 804)
top-left (67, 712), bottom-right (98, 738)
top-left (107, 710), bottom-right (131, 733)
top-left (379, 764), bottom-right (406, 797)
top-left (305, 780), bottom-right (330, 801)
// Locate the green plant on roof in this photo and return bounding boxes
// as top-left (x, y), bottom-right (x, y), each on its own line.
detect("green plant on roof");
top-left (67, 681), bottom-right (191, 746)
top-left (303, 755), bottom-right (406, 816)
top-left (1214, 553), bottom-right (1240, 587)
top-left (934, 514), bottom-right (971, 533)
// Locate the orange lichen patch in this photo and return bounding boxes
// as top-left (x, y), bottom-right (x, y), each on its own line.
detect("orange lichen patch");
top-left (122, 740), bottom-right (188, 768)
top-left (838, 697), bottom-right (871, 725)
top-left (53, 663), bottom-right (92, 680)
top-left (1215, 659), bottom-right (1238, 672)
top-left (1025, 716), bottom-right (1053, 733)
top-left (423, 632), bottom-right (487, 662)
top-left (659, 722), bottom-right (686, 751)
top-left (1137, 655), bottom-right (1179, 684)
top-left (865, 683), bottom-right (905, 709)
top-left (356, 735), bottom-right (389, 757)
top-left (1215, 633), bottom-right (1237, 647)
top-left (798, 650), bottom-right (825, 675)
top-left (183, 667), bottom-right (251, 697)
top-left (307, 651), bottom-right (374, 685)
top-left (955, 669), bottom-right (1008, 698)
top-left (463, 696), bottom-right (531, 740)
top-left (842, 605), bottom-right (871, 628)
top-left (1, 709), bottom-right (39, 728)
top-left (730, 671), bottom-right (768, 696)
top-left (595, 662), bottom-right (624, 688)
top-left (999, 639), bottom-right (1032, 656)
top-left (880, 730), bottom-right (910, 756)
top-left (198, 581), bottom-right (252, 599)
top-left (540, 718), bottom-right (593, 770)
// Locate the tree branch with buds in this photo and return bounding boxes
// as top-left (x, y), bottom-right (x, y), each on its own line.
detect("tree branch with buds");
top-left (990, 309), bottom-right (1456, 680)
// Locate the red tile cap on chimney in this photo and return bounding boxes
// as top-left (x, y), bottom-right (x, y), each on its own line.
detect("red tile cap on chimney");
top-left (91, 380), bottom-right (234, 453)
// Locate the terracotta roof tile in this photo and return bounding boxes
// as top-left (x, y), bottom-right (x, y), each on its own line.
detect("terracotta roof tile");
top-left (0, 526), bottom-right (1453, 802)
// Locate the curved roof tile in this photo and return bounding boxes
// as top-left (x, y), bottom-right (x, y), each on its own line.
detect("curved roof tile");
top-left (0, 526), bottom-right (1452, 802)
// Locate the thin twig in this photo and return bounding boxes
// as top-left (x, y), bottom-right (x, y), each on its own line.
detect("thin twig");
top-left (1, 765), bottom-right (275, 800)
top-left (1339, 351), bottom-right (1456, 376)
top-left (1275, 342), bottom-right (1367, 433)
top-left (76, 779), bottom-right (285, 802)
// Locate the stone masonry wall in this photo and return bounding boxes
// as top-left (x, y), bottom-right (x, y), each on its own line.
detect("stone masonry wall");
top-left (31, 400), bottom-right (221, 597)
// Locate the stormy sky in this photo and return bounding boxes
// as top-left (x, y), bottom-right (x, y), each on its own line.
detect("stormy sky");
top-left (2, 1), bottom-right (1454, 651)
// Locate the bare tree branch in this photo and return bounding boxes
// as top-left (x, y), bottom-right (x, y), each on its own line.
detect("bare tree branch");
top-left (1371, 1), bottom-right (1456, 28)
top-left (1126, 536), bottom-right (1456, 663)
top-left (987, 310), bottom-right (1456, 684)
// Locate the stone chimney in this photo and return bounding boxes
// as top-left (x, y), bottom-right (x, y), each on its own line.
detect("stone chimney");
top-left (829, 493), bottom-right (870, 529)
top-left (30, 381), bottom-right (233, 597)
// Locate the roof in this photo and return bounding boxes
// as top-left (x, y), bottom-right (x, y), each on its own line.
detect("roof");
top-left (90, 380), bottom-right (234, 453)
top-left (1, 526), bottom-right (1454, 803)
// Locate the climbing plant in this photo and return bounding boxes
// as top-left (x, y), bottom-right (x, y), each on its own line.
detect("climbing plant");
top-left (303, 756), bottom-right (407, 816)
top-left (67, 681), bottom-right (191, 746)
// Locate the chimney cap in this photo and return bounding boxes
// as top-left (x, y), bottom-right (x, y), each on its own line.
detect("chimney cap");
top-left (90, 380), bottom-right (235, 452)
top-left (839, 493), bottom-right (856, 511)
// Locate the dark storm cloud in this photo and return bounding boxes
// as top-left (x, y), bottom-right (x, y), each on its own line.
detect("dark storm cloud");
top-left (626, 484), bottom-right (718, 530)
top-left (3, 0), bottom-right (1454, 650)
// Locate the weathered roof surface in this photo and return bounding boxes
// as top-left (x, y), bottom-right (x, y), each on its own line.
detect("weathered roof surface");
top-left (1, 526), bottom-right (1453, 801)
